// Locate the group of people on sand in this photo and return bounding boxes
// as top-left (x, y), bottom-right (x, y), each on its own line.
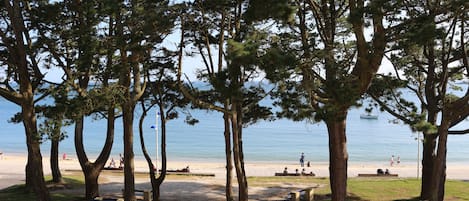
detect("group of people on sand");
top-left (377, 168), bottom-right (392, 175)
top-left (390, 155), bottom-right (401, 166)
top-left (280, 152), bottom-right (316, 176)
top-left (108, 153), bottom-right (124, 169)
top-left (282, 166), bottom-right (315, 176)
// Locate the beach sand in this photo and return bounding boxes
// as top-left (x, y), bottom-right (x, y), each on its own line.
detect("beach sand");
top-left (1, 154), bottom-right (468, 200)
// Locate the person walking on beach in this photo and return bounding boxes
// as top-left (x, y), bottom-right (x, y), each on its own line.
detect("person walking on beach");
top-left (300, 153), bottom-right (305, 167)
top-left (390, 155), bottom-right (395, 166)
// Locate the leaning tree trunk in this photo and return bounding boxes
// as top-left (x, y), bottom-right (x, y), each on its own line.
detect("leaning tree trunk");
top-left (75, 117), bottom-right (100, 199)
top-left (154, 106), bottom-right (168, 201)
top-left (138, 106), bottom-right (158, 200)
top-left (223, 111), bottom-right (234, 201)
top-left (23, 104), bottom-right (51, 201)
top-left (50, 138), bottom-right (62, 183)
top-left (325, 111), bottom-right (348, 201)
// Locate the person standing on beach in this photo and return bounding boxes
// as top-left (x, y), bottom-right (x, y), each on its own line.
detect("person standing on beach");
top-left (119, 153), bottom-right (124, 168)
top-left (109, 158), bottom-right (116, 168)
top-left (300, 153), bottom-right (305, 167)
top-left (390, 155), bottom-right (394, 166)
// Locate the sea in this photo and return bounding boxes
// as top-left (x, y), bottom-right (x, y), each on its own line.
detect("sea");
top-left (1, 92), bottom-right (469, 166)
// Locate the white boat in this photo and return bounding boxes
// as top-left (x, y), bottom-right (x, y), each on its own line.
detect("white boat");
top-left (360, 114), bottom-right (378, 119)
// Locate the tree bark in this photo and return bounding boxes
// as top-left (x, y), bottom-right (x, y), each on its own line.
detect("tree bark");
top-left (223, 111), bottom-right (234, 201)
top-left (123, 101), bottom-right (136, 201)
top-left (154, 106), bottom-right (168, 201)
top-left (326, 112), bottom-right (348, 201)
top-left (420, 133), bottom-right (437, 200)
top-left (50, 138), bottom-right (62, 183)
top-left (25, 121), bottom-right (50, 201)
top-left (83, 168), bottom-right (100, 199)
top-left (429, 122), bottom-right (450, 201)
top-left (138, 103), bottom-right (160, 201)
top-left (231, 101), bottom-right (248, 201)
top-left (75, 107), bottom-right (115, 200)
top-left (4, 1), bottom-right (50, 200)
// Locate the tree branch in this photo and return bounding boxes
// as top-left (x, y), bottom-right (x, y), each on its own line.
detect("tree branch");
top-left (177, 16), bottom-right (227, 114)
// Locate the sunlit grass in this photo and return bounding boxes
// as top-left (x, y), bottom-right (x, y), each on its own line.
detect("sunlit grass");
top-left (248, 177), bottom-right (469, 201)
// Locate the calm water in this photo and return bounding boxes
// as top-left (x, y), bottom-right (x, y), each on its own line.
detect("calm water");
top-left (1, 95), bottom-right (469, 164)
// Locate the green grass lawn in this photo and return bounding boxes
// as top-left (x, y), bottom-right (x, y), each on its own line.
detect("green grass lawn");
top-left (248, 177), bottom-right (469, 201)
top-left (2, 176), bottom-right (469, 201)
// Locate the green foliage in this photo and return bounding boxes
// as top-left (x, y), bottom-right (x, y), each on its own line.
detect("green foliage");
top-left (242, 85), bottom-right (274, 126)
top-left (413, 120), bottom-right (438, 134)
top-left (258, 44), bottom-right (298, 82)
top-left (244, 0), bottom-right (296, 24)
top-left (272, 81), bottom-right (315, 122)
top-left (183, 0), bottom-right (284, 127)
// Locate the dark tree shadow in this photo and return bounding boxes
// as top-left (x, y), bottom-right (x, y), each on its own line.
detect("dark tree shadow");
top-left (393, 197), bottom-right (421, 201)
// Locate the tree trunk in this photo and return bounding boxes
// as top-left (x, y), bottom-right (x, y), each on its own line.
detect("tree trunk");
top-left (25, 132), bottom-right (51, 201)
top-left (138, 104), bottom-right (160, 201)
top-left (4, 1), bottom-right (50, 199)
top-left (23, 104), bottom-right (51, 201)
top-left (429, 122), bottom-right (450, 201)
top-left (83, 167), bottom-right (100, 199)
top-left (231, 102), bottom-right (248, 201)
top-left (50, 138), bottom-right (62, 183)
top-left (223, 112), bottom-right (234, 201)
top-left (75, 107), bottom-right (115, 200)
top-left (123, 102), bottom-right (136, 201)
top-left (326, 112), bottom-right (348, 201)
top-left (154, 107), bottom-right (168, 201)
top-left (420, 133), bottom-right (437, 200)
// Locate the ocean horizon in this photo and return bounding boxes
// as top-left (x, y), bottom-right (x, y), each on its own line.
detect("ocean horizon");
top-left (1, 94), bottom-right (469, 165)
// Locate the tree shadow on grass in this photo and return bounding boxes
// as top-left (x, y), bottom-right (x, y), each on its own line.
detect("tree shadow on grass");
top-left (95, 180), bottom-right (228, 201)
top-left (0, 184), bottom-right (84, 201)
top-left (393, 197), bottom-right (420, 201)
top-left (309, 193), bottom-right (369, 201)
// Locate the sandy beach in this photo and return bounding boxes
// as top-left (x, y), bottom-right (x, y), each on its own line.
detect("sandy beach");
top-left (1, 154), bottom-right (468, 200)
